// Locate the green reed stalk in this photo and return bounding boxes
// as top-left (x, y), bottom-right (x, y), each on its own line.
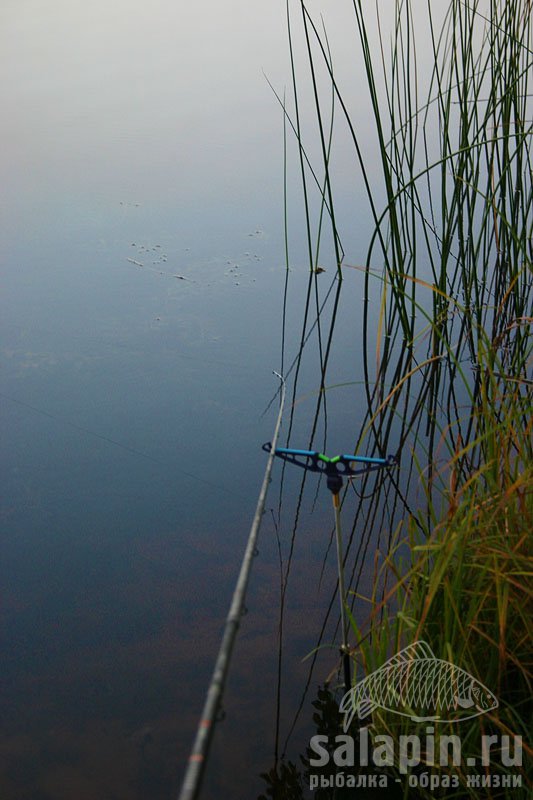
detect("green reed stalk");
top-left (284, 0), bottom-right (532, 794)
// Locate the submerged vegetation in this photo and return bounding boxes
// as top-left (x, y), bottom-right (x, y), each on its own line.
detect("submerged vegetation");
top-left (268, 0), bottom-right (532, 795)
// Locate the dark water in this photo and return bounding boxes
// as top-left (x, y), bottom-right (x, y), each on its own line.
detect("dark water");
top-left (0, 2), bottom-right (389, 798)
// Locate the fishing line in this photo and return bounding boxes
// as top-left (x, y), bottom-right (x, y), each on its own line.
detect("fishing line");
top-left (0, 393), bottom-right (241, 499)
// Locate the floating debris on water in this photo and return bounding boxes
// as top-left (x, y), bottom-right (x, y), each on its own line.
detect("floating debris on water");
top-left (124, 240), bottom-right (197, 282)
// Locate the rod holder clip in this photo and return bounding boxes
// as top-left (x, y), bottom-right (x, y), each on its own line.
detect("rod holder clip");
top-left (263, 444), bottom-right (397, 487)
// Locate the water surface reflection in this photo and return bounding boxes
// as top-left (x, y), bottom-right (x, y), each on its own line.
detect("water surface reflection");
top-left (0, 1), bottom-right (383, 798)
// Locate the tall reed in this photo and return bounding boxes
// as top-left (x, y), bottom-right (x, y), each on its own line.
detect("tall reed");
top-left (280, 0), bottom-right (532, 794)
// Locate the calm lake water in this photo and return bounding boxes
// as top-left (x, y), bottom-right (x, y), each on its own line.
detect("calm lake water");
top-left (1, 2), bottom-right (408, 798)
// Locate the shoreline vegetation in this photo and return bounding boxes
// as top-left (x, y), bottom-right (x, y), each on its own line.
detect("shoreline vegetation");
top-left (265, 1), bottom-right (532, 796)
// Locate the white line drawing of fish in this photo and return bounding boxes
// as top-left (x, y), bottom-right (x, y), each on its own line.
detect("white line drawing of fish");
top-left (339, 641), bottom-right (498, 731)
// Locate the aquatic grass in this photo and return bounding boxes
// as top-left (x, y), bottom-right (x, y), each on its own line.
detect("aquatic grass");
top-left (343, 330), bottom-right (533, 793)
top-left (350, 435), bottom-right (533, 794)
top-left (341, 0), bottom-right (532, 553)
top-left (272, 0), bottom-right (532, 794)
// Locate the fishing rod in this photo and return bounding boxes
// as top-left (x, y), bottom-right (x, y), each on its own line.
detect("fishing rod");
top-left (178, 372), bottom-right (286, 800)
top-left (263, 445), bottom-right (396, 691)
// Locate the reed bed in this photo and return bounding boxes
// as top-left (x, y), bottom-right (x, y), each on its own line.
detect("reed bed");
top-left (277, 0), bottom-right (532, 795)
